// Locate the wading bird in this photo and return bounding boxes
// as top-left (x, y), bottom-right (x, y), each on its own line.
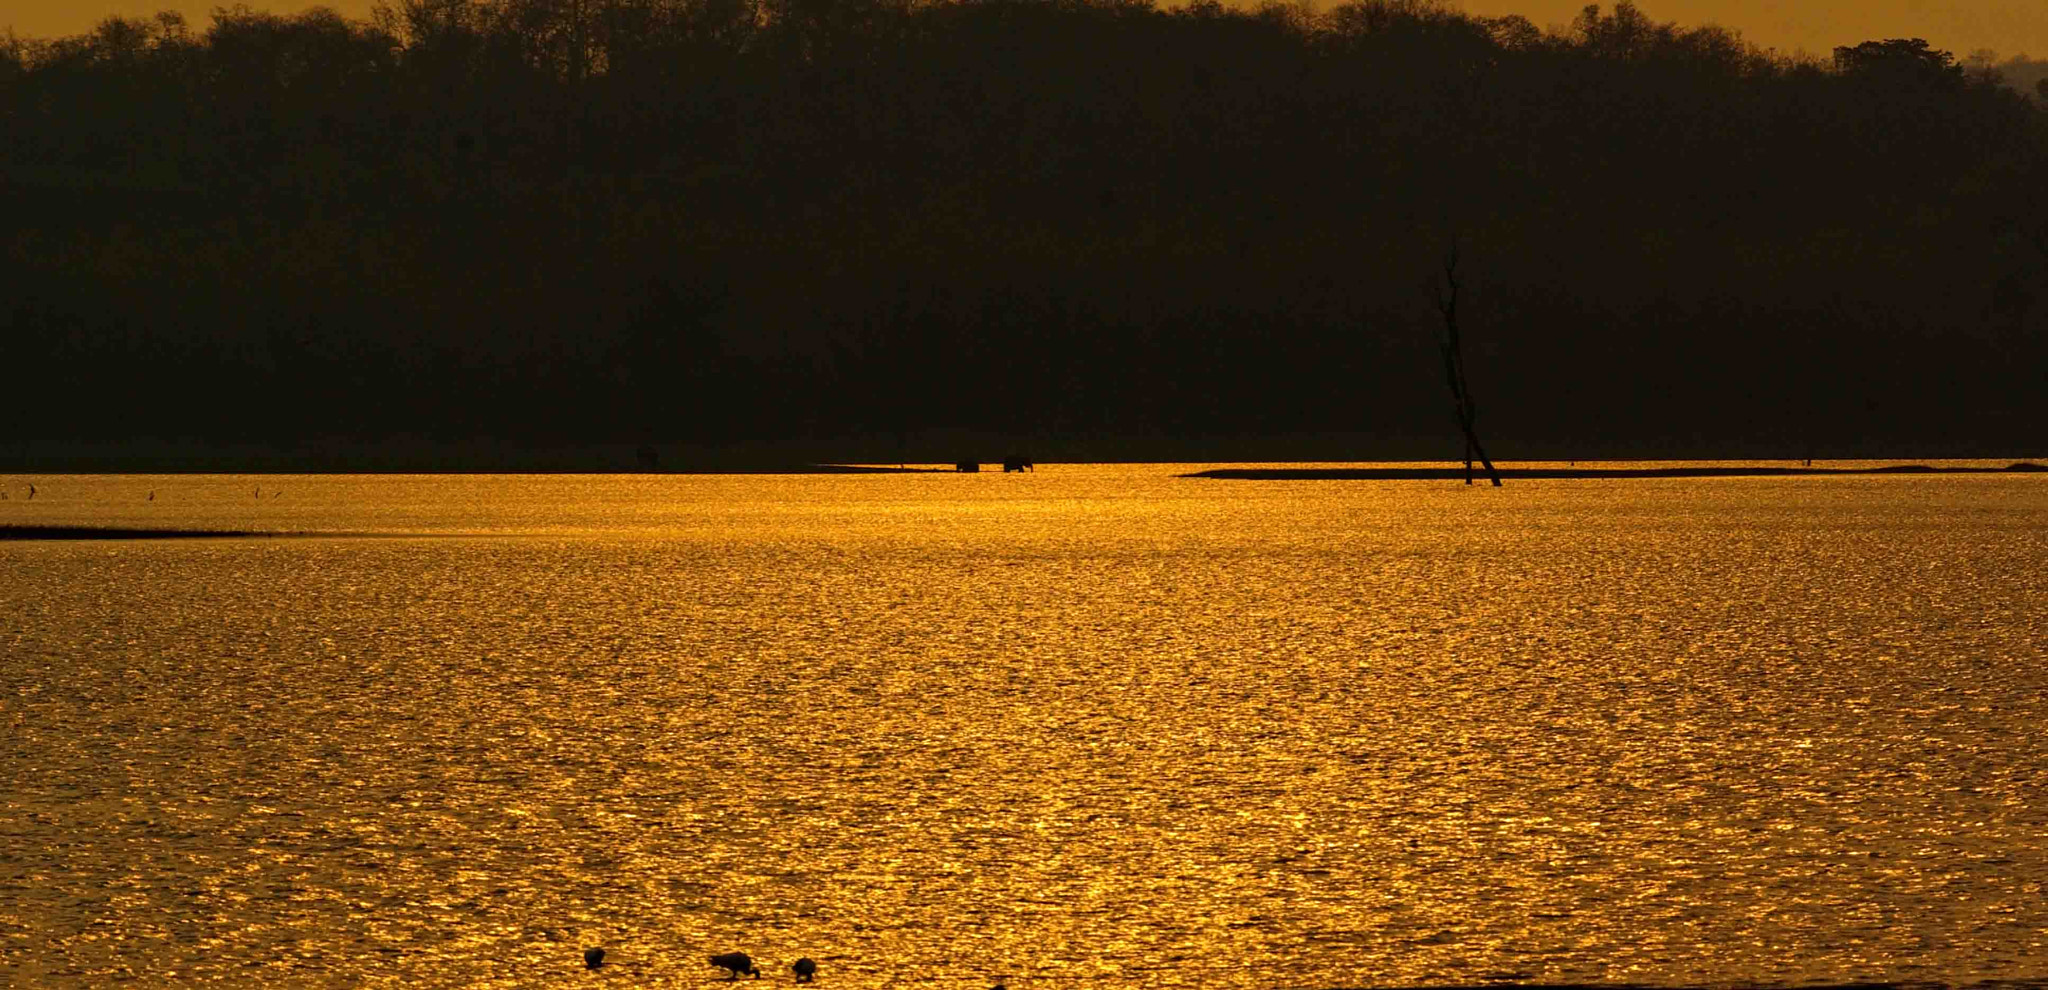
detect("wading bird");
top-left (710, 952), bottom-right (759, 979)
top-left (792, 957), bottom-right (817, 982)
top-left (584, 947), bottom-right (605, 969)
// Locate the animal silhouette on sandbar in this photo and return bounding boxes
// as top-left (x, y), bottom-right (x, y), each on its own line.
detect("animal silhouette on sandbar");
top-left (710, 951), bottom-right (760, 979)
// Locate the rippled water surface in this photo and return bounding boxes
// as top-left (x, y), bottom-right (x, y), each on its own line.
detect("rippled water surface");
top-left (4, 466), bottom-right (2047, 988)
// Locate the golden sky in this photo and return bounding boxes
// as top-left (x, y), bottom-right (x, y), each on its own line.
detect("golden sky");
top-left (7, 0), bottom-right (2048, 60)
top-left (1463, 0), bottom-right (2048, 58)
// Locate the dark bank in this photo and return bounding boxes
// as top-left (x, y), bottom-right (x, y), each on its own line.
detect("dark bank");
top-left (1187, 461), bottom-right (2048, 480)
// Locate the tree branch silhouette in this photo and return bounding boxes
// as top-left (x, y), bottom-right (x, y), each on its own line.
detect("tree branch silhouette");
top-left (1430, 242), bottom-right (1501, 486)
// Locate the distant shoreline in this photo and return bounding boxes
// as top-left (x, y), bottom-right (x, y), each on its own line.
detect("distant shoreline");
top-left (1185, 463), bottom-right (2048, 480)
top-left (0, 461), bottom-right (960, 475)
top-left (0, 525), bottom-right (279, 541)
top-left (7, 461), bottom-right (2045, 482)
top-left (0, 526), bottom-right (425, 541)
top-left (8, 446), bottom-right (2046, 475)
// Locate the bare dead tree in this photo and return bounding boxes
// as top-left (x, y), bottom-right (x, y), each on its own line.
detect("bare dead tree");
top-left (1429, 243), bottom-right (1502, 486)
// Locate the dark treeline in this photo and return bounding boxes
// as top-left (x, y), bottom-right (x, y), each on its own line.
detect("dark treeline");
top-left (1991, 54), bottom-right (2048, 102)
top-left (4, 0), bottom-right (2046, 464)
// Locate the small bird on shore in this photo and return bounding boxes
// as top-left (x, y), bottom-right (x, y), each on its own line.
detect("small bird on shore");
top-left (710, 952), bottom-right (759, 979)
top-left (792, 957), bottom-right (817, 982)
top-left (584, 947), bottom-right (606, 969)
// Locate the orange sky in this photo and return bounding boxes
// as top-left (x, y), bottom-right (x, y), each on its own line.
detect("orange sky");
top-left (7, 0), bottom-right (2048, 60)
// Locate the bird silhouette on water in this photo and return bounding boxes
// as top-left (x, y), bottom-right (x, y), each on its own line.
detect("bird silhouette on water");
top-left (710, 952), bottom-right (759, 979)
top-left (792, 957), bottom-right (817, 982)
top-left (584, 947), bottom-right (605, 969)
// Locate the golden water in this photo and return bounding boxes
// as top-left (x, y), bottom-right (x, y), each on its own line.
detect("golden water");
top-left (3, 466), bottom-right (2046, 987)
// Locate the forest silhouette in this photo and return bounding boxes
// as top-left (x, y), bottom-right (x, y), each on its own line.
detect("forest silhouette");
top-left (4, 0), bottom-right (2046, 467)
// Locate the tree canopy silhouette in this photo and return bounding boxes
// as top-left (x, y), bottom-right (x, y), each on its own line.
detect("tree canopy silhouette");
top-left (3, 0), bottom-right (2044, 465)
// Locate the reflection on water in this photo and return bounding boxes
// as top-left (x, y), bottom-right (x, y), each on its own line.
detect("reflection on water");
top-left (3, 467), bottom-right (2047, 987)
